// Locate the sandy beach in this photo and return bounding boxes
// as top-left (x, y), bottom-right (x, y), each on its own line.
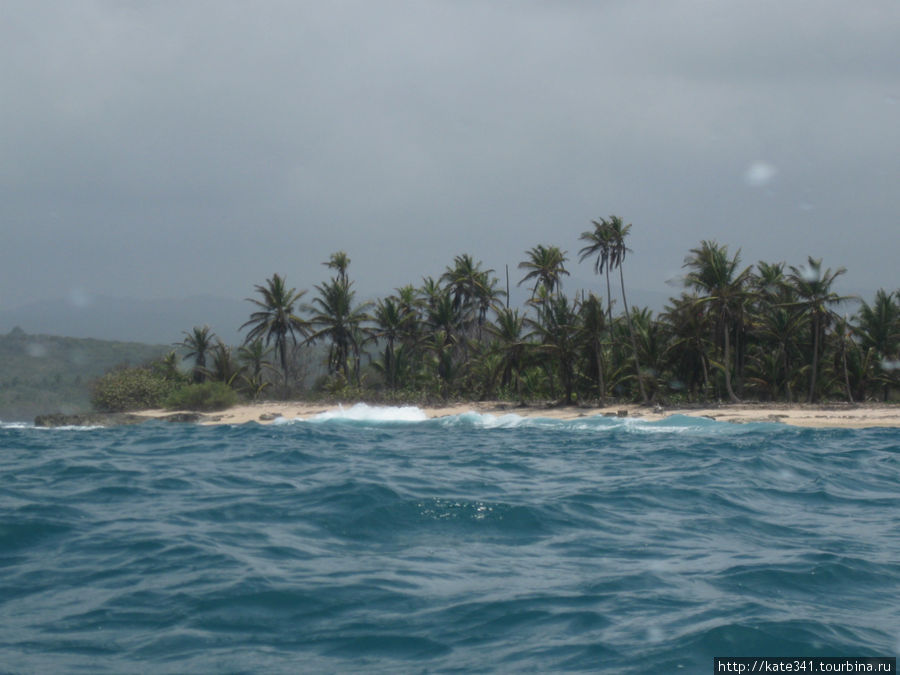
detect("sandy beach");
top-left (134, 401), bottom-right (900, 429)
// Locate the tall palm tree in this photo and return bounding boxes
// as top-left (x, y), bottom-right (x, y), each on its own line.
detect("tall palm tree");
top-left (787, 257), bottom-right (851, 402)
top-left (440, 254), bottom-right (503, 341)
top-left (178, 325), bottom-right (216, 384)
top-left (606, 216), bottom-right (648, 403)
top-left (241, 273), bottom-right (309, 391)
top-left (395, 283), bottom-right (426, 376)
top-left (578, 219), bottom-right (616, 326)
top-left (308, 277), bottom-right (371, 385)
top-left (323, 251), bottom-right (351, 286)
top-left (683, 240), bottom-right (752, 403)
top-left (372, 296), bottom-right (405, 389)
top-left (518, 244), bottom-right (569, 300)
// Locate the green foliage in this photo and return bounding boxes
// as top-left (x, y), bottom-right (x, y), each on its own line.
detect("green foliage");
top-left (164, 381), bottom-right (238, 411)
top-left (91, 366), bottom-right (181, 412)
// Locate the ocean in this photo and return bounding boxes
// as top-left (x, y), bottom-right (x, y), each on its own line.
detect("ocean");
top-left (1, 405), bottom-right (898, 673)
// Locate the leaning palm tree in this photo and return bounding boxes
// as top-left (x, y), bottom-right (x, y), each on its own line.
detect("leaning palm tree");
top-left (683, 240), bottom-right (753, 403)
top-left (578, 219), bottom-right (616, 326)
top-left (241, 273), bottom-right (309, 392)
top-left (787, 257), bottom-right (851, 403)
top-left (605, 216), bottom-right (648, 403)
top-left (178, 325), bottom-right (216, 384)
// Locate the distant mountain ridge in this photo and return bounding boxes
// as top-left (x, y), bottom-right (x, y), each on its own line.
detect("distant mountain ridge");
top-left (0, 295), bottom-right (249, 345)
top-left (0, 328), bottom-right (171, 421)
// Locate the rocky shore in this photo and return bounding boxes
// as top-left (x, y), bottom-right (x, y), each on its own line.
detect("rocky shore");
top-left (33, 412), bottom-right (204, 427)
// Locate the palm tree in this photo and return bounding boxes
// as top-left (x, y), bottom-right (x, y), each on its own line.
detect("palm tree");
top-left (606, 216), bottom-right (648, 403)
top-left (372, 296), bottom-right (405, 389)
top-left (787, 257), bottom-right (851, 402)
top-left (241, 273), bottom-right (309, 391)
top-left (578, 219), bottom-right (616, 325)
top-left (203, 340), bottom-right (243, 386)
top-left (629, 306), bottom-right (665, 401)
top-left (855, 288), bottom-right (900, 401)
top-left (323, 251), bottom-right (351, 286)
top-left (237, 338), bottom-right (275, 399)
top-left (152, 350), bottom-right (185, 383)
top-left (577, 293), bottom-right (608, 401)
top-left (518, 244), bottom-right (569, 300)
top-left (487, 307), bottom-right (530, 400)
top-left (308, 277), bottom-right (371, 385)
top-left (178, 325), bottom-right (216, 384)
top-left (683, 240), bottom-right (752, 403)
top-left (441, 254), bottom-right (504, 341)
top-left (661, 293), bottom-right (713, 400)
top-left (527, 293), bottom-right (580, 404)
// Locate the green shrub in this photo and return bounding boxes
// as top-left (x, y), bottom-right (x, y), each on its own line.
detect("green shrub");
top-left (164, 381), bottom-right (238, 411)
top-left (91, 367), bottom-right (180, 412)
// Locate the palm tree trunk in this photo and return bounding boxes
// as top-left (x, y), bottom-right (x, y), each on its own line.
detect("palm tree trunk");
top-left (808, 317), bottom-right (819, 403)
top-left (277, 334), bottom-right (289, 393)
top-left (723, 320), bottom-right (740, 403)
top-left (594, 339), bottom-right (606, 403)
top-left (619, 266), bottom-right (648, 403)
top-left (605, 269), bottom-right (613, 327)
top-left (842, 346), bottom-right (853, 403)
top-left (782, 348), bottom-right (793, 403)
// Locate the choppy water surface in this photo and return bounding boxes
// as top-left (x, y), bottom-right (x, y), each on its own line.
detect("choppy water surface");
top-left (2, 407), bottom-right (898, 673)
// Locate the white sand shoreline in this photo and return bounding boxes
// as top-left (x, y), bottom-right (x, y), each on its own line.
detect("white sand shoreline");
top-left (134, 401), bottom-right (900, 429)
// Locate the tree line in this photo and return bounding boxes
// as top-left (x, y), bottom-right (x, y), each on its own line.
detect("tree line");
top-left (162, 215), bottom-right (899, 408)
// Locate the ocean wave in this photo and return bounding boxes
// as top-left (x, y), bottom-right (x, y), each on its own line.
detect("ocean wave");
top-left (276, 402), bottom-right (429, 424)
top-left (268, 404), bottom-right (789, 435)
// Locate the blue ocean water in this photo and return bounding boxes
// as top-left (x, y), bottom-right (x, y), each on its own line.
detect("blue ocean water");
top-left (1, 406), bottom-right (898, 673)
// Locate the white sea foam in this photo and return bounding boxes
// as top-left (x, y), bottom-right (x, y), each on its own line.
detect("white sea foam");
top-left (0, 421), bottom-right (32, 429)
top-left (442, 412), bottom-right (531, 428)
top-left (268, 405), bottom-right (754, 433)
top-left (310, 403), bottom-right (428, 423)
top-left (0, 421), bottom-right (104, 431)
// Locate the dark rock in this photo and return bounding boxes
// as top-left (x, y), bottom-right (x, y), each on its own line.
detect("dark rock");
top-left (34, 412), bottom-right (148, 427)
top-left (163, 412), bottom-right (204, 423)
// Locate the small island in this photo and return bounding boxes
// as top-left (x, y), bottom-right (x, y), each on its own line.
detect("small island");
top-left (25, 225), bottom-right (900, 429)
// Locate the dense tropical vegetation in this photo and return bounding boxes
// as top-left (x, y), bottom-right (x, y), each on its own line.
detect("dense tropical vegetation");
top-left (95, 219), bottom-right (900, 411)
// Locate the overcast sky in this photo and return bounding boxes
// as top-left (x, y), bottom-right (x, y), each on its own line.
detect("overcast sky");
top-left (2, 1), bottom-right (897, 314)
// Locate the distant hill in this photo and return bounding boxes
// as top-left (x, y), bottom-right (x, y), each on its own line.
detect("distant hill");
top-left (0, 295), bottom-right (250, 345)
top-left (0, 328), bottom-right (171, 421)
